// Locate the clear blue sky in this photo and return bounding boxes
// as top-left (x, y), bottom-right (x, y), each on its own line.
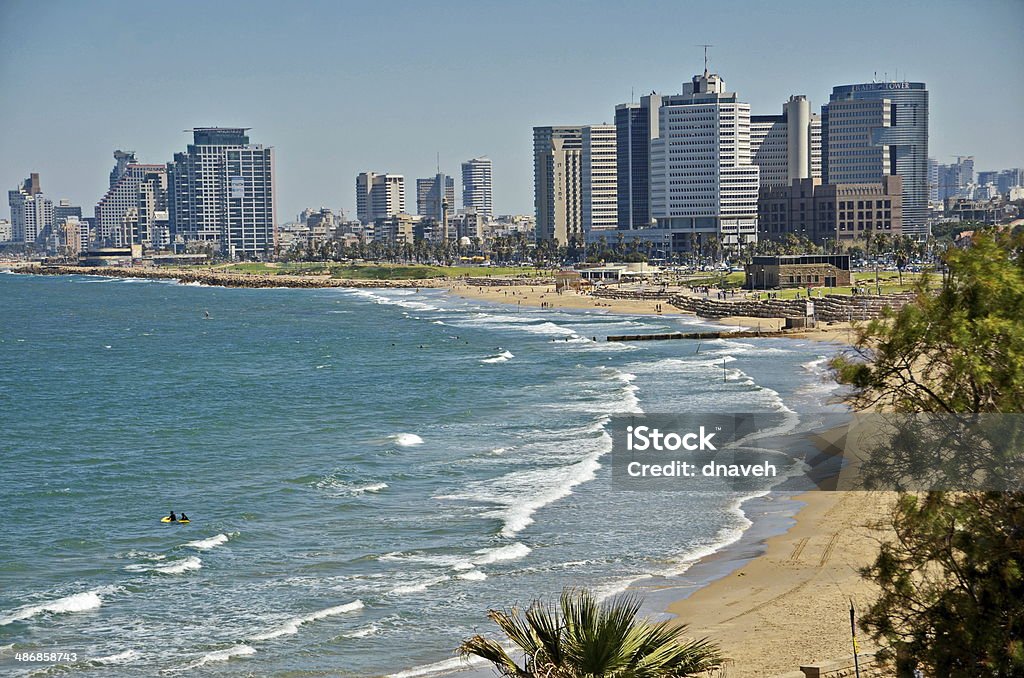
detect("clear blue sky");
top-left (2, 0), bottom-right (1022, 221)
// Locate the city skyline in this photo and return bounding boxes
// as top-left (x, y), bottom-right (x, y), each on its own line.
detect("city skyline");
top-left (1, 0), bottom-right (1022, 222)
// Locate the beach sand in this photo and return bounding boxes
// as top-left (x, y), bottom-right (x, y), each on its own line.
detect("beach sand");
top-left (447, 281), bottom-right (892, 676)
top-left (668, 491), bottom-right (894, 677)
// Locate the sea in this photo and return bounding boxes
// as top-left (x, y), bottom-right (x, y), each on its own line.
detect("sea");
top-left (0, 271), bottom-right (848, 676)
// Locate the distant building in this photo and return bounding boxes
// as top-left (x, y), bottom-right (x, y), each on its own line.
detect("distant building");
top-left (356, 172), bottom-right (405, 224)
top-left (936, 156), bottom-right (975, 201)
top-left (581, 125), bottom-right (617, 233)
top-left (648, 70), bottom-right (759, 247)
top-left (416, 173), bottom-right (454, 222)
top-left (758, 175), bottom-right (902, 244)
top-left (0, 219), bottom-right (12, 243)
top-left (533, 125), bottom-right (584, 244)
top-left (168, 127), bottom-right (276, 258)
top-left (822, 81), bottom-right (929, 238)
top-left (750, 95), bottom-right (822, 189)
top-left (614, 97), bottom-right (657, 230)
top-left (375, 212), bottom-right (418, 245)
top-left (745, 254), bottom-right (852, 289)
top-left (96, 164), bottom-right (168, 248)
top-left (8, 173), bottom-right (52, 244)
top-left (461, 158), bottom-right (493, 218)
top-left (110, 150), bottom-right (137, 188)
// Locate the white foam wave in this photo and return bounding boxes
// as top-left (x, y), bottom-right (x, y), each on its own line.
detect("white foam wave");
top-left (481, 350), bottom-right (514, 364)
top-left (0, 587), bottom-right (111, 626)
top-left (388, 656), bottom-right (482, 678)
top-left (250, 600), bottom-right (364, 641)
top-left (185, 533), bottom-right (231, 550)
top-left (389, 575), bottom-right (450, 595)
top-left (94, 649), bottom-right (138, 664)
top-left (456, 569), bottom-right (487, 581)
top-left (471, 542), bottom-right (532, 565)
top-left (342, 623), bottom-right (381, 638)
top-left (388, 433), bottom-right (423, 447)
top-left (193, 644), bottom-right (256, 666)
top-left (127, 555), bottom-right (201, 574)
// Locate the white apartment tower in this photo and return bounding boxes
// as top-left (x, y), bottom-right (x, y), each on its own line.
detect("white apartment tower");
top-left (649, 71), bottom-right (759, 246)
top-left (750, 96), bottom-right (822, 189)
top-left (96, 163), bottom-right (167, 247)
top-left (8, 173), bottom-right (53, 244)
top-left (167, 128), bottom-right (276, 258)
top-left (356, 172), bottom-right (405, 223)
top-left (533, 126), bottom-right (584, 244)
top-left (461, 157), bottom-right (493, 219)
top-left (581, 125), bottom-right (618, 232)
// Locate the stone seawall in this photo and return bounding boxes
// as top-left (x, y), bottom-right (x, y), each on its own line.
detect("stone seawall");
top-left (11, 266), bottom-right (448, 289)
top-left (668, 292), bottom-right (916, 321)
top-left (463, 276), bottom-right (553, 287)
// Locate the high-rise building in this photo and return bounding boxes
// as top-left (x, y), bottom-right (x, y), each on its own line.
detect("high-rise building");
top-left (581, 125), bottom-right (617, 232)
top-left (936, 156), bottom-right (976, 201)
top-left (356, 172), bottom-right (405, 224)
top-left (168, 128), bottom-right (276, 258)
top-left (822, 81), bottom-right (929, 237)
top-left (96, 164), bottom-right (167, 247)
top-left (110, 150), bottom-right (137, 188)
top-left (416, 174), bottom-right (454, 222)
top-left (461, 158), bottom-right (493, 218)
top-left (648, 70), bottom-right (760, 246)
top-left (750, 95), bottom-right (822, 189)
top-left (8, 173), bottom-right (52, 244)
top-left (533, 126), bottom-right (583, 244)
top-left (614, 95), bottom-right (663, 230)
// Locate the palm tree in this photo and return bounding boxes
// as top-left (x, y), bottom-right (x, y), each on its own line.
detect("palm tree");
top-left (458, 588), bottom-right (722, 677)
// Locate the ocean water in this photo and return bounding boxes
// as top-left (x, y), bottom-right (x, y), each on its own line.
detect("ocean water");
top-left (0, 272), bottom-right (846, 676)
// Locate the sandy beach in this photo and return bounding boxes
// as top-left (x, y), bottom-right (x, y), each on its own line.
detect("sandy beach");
top-left (448, 278), bottom-right (892, 676)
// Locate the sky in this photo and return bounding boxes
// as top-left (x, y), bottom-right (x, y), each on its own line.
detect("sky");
top-left (1, 0), bottom-right (1022, 222)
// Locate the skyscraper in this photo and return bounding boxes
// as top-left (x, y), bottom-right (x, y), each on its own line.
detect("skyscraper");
top-left (750, 95), bottom-right (822, 189)
top-left (167, 128), bottom-right (276, 258)
top-left (8, 173), bottom-right (52, 244)
top-left (581, 125), bottom-right (617, 232)
top-left (356, 172), bottom-right (405, 223)
top-left (96, 163), bottom-right (167, 246)
top-left (822, 81), bottom-right (929, 237)
top-left (533, 126), bottom-right (583, 244)
top-left (614, 97), bottom-right (658, 230)
top-left (416, 174), bottom-right (455, 222)
top-left (648, 70), bottom-right (759, 246)
top-left (461, 158), bottom-right (493, 218)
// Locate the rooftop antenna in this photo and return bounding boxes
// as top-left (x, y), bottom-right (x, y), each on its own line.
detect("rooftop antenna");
top-left (698, 44), bottom-right (714, 75)
top-left (436, 151), bottom-right (440, 175)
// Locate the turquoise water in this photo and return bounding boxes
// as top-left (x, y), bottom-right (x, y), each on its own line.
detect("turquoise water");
top-left (0, 272), bottom-right (843, 676)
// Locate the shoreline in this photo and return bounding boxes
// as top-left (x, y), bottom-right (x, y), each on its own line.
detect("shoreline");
top-left (5, 266), bottom-right (884, 676)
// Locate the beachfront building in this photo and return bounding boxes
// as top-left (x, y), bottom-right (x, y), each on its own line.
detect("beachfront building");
top-left (822, 81), bottom-right (929, 238)
top-left (648, 69), bottom-right (760, 247)
top-left (750, 95), bottom-right (822, 189)
top-left (758, 175), bottom-right (903, 245)
top-left (533, 125), bottom-right (584, 245)
top-left (356, 172), bottom-right (405, 224)
top-left (745, 254), bottom-right (852, 289)
top-left (96, 163), bottom-right (168, 248)
top-left (109, 150), bottom-right (137, 188)
top-left (8, 173), bottom-right (53, 245)
top-left (416, 173), bottom-right (454, 222)
top-left (581, 125), bottom-right (618, 234)
top-left (461, 157), bottom-right (493, 219)
top-left (167, 128), bottom-right (276, 259)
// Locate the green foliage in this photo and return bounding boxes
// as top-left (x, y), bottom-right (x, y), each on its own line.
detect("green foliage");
top-left (458, 588), bottom-right (723, 677)
top-left (860, 492), bottom-right (1024, 677)
top-left (833, 231), bottom-right (1024, 413)
top-left (831, 230), bottom-right (1024, 676)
